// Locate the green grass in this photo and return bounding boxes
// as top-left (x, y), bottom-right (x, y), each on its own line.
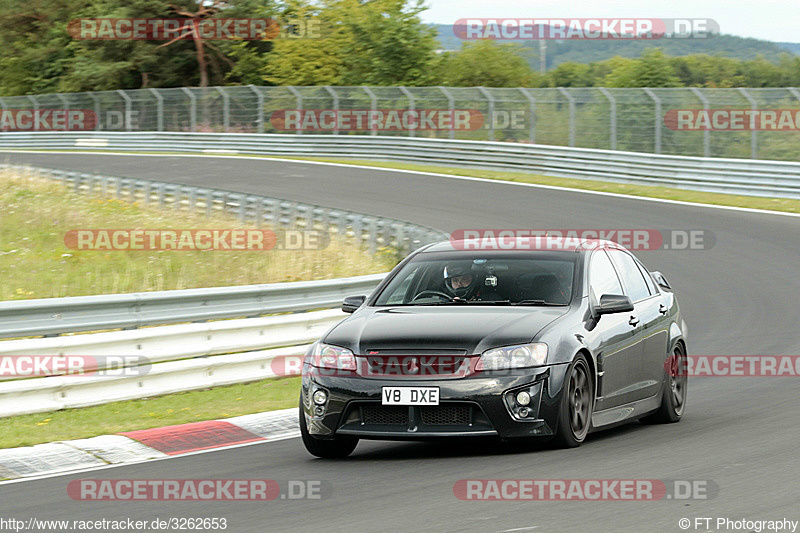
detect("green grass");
top-left (0, 169), bottom-right (396, 300)
top-left (0, 377), bottom-right (301, 449)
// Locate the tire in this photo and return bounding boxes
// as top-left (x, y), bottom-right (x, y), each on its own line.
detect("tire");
top-left (641, 343), bottom-right (687, 424)
top-left (299, 399), bottom-right (358, 458)
top-left (552, 354), bottom-right (593, 448)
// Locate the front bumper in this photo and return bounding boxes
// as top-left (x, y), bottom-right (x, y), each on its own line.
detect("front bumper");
top-left (300, 363), bottom-right (569, 440)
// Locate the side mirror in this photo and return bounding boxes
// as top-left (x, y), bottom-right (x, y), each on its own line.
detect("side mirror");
top-left (342, 295), bottom-right (366, 313)
top-left (596, 294), bottom-right (634, 316)
top-left (650, 271), bottom-right (671, 290)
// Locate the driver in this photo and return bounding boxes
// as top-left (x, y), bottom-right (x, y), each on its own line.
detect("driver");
top-left (443, 261), bottom-right (502, 301)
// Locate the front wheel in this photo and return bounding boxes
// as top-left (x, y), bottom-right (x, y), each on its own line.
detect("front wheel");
top-left (641, 344), bottom-right (687, 424)
top-left (552, 354), bottom-right (593, 448)
top-left (299, 400), bottom-right (358, 458)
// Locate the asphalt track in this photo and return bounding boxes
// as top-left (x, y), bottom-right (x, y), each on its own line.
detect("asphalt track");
top-left (1, 152), bottom-right (799, 532)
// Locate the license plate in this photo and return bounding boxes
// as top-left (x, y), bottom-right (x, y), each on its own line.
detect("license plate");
top-left (381, 387), bottom-right (439, 405)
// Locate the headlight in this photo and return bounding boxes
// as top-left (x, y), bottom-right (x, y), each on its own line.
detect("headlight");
top-left (477, 343), bottom-right (548, 371)
top-left (310, 343), bottom-right (357, 371)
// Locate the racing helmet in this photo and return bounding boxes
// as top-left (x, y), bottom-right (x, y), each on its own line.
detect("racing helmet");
top-left (443, 261), bottom-right (480, 298)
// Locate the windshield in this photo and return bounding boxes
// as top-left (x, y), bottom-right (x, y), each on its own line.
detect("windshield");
top-left (375, 253), bottom-right (576, 306)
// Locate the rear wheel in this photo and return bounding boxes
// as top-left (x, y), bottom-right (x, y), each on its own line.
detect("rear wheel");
top-left (299, 399), bottom-right (358, 458)
top-left (642, 344), bottom-right (687, 424)
top-left (552, 354), bottom-right (593, 448)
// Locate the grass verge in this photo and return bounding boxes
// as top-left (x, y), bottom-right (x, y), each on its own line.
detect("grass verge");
top-left (0, 168), bottom-right (396, 300)
top-left (0, 376), bottom-right (301, 449)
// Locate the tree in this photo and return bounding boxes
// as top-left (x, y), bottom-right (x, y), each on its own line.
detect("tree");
top-left (438, 41), bottom-right (540, 87)
top-left (603, 49), bottom-right (682, 88)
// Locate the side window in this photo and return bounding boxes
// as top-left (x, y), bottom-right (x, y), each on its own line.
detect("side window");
top-left (635, 259), bottom-right (657, 295)
top-left (589, 250), bottom-right (623, 303)
top-left (608, 250), bottom-right (652, 302)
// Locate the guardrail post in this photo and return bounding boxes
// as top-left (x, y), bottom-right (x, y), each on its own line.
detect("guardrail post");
top-left (518, 88), bottom-right (536, 144)
top-left (439, 86), bottom-right (455, 140)
top-left (148, 88), bottom-right (164, 131)
top-left (117, 90), bottom-right (133, 132)
top-left (287, 86), bottom-right (303, 135)
top-left (738, 88), bottom-right (758, 159)
top-left (557, 88), bottom-right (575, 147)
top-left (477, 87), bottom-right (495, 142)
top-left (690, 87), bottom-right (710, 157)
top-left (218, 87), bottom-right (230, 132)
top-left (598, 88), bottom-right (617, 150)
top-left (399, 87), bottom-right (415, 138)
top-left (181, 87), bottom-right (197, 132)
top-left (248, 85), bottom-right (264, 133)
top-left (362, 86), bottom-right (377, 136)
top-left (322, 85), bottom-right (339, 135)
top-left (643, 88), bottom-right (661, 154)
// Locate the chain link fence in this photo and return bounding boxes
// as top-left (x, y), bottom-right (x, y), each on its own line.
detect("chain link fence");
top-left (2, 86), bottom-right (800, 161)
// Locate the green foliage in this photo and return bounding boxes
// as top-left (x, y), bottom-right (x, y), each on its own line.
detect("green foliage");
top-left (438, 41), bottom-right (543, 87)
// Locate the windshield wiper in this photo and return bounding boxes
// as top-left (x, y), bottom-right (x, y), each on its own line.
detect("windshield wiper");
top-left (512, 300), bottom-right (566, 306)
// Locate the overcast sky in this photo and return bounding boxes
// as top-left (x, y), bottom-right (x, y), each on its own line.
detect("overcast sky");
top-left (420, 0), bottom-right (800, 43)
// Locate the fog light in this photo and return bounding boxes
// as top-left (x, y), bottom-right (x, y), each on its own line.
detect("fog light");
top-left (518, 407), bottom-right (530, 417)
top-left (516, 391), bottom-right (531, 406)
top-left (314, 406), bottom-right (325, 416)
top-left (313, 390), bottom-right (328, 405)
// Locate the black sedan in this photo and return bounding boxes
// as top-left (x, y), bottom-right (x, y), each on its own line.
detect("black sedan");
top-left (299, 238), bottom-right (688, 457)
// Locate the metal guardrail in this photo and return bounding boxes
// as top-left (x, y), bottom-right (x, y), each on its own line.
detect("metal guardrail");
top-left (2, 85), bottom-right (800, 160)
top-left (0, 273), bottom-right (385, 338)
top-left (2, 132), bottom-right (800, 198)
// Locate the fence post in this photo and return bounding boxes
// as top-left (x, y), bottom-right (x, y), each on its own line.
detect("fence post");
top-left (598, 87), bottom-right (617, 150)
top-left (690, 87), bottom-right (710, 157)
top-left (181, 87), bottom-right (197, 132)
top-left (116, 90), bottom-right (133, 132)
top-left (399, 87), bottom-right (415, 138)
top-left (737, 88), bottom-right (758, 159)
top-left (643, 88), bottom-right (661, 154)
top-left (55, 93), bottom-right (69, 112)
top-left (557, 88), bottom-right (575, 147)
top-left (477, 87), bottom-right (495, 142)
top-left (362, 86), bottom-right (377, 136)
top-left (439, 86), bottom-right (455, 140)
top-left (218, 87), bottom-right (230, 132)
top-left (88, 92), bottom-right (101, 130)
top-left (322, 85), bottom-right (339, 135)
top-left (247, 85), bottom-right (264, 133)
top-left (148, 88), bottom-right (164, 131)
top-left (518, 88), bottom-right (536, 144)
top-left (287, 86), bottom-right (303, 135)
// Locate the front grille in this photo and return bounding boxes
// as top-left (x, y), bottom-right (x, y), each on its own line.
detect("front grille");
top-left (363, 356), bottom-right (467, 377)
top-left (362, 405), bottom-right (408, 425)
top-left (420, 406), bottom-right (471, 425)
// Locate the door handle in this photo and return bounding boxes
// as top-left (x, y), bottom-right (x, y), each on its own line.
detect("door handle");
top-left (628, 315), bottom-right (640, 327)
top-left (659, 304), bottom-right (668, 315)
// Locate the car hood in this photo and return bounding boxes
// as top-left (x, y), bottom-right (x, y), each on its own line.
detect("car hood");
top-left (323, 306), bottom-right (568, 355)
